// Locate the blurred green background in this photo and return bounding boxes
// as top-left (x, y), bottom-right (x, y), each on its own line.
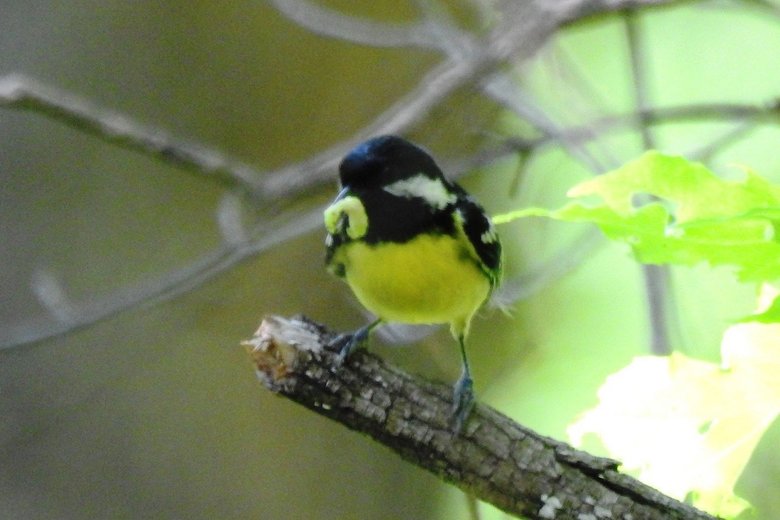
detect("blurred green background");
top-left (1, 1), bottom-right (779, 519)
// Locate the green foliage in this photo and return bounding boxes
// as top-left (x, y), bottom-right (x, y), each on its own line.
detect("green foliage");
top-left (494, 151), bottom-right (780, 285)
top-left (494, 152), bottom-right (780, 517)
top-left (738, 295), bottom-right (780, 324)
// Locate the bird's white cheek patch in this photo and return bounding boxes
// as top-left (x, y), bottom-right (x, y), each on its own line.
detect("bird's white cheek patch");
top-left (323, 196), bottom-right (368, 239)
top-left (384, 174), bottom-right (456, 210)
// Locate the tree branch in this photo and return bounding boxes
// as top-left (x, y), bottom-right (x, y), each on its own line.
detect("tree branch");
top-left (0, 208), bottom-right (323, 350)
top-left (623, 9), bottom-right (675, 356)
top-left (0, 74), bottom-right (264, 196)
top-left (243, 315), bottom-right (719, 520)
top-left (259, 0), bottom-right (688, 198)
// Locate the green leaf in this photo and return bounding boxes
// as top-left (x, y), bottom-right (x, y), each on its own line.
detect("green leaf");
top-left (567, 298), bottom-right (780, 517)
top-left (493, 151), bottom-right (780, 282)
top-left (738, 294), bottom-right (780, 324)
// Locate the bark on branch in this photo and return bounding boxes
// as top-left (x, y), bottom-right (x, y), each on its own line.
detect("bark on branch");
top-left (243, 315), bottom-right (718, 520)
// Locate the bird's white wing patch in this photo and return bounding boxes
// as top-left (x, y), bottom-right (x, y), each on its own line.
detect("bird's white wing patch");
top-left (481, 221), bottom-right (498, 244)
top-left (384, 174), bottom-right (456, 210)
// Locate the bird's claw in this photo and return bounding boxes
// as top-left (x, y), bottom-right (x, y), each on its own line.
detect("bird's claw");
top-left (451, 374), bottom-right (475, 434)
top-left (329, 334), bottom-right (359, 365)
top-left (329, 323), bottom-right (374, 365)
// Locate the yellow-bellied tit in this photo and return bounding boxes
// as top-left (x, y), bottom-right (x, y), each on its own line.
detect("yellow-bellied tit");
top-left (324, 135), bottom-right (502, 431)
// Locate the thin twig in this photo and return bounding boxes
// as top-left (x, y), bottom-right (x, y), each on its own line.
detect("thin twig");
top-left (244, 315), bottom-right (719, 520)
top-left (491, 229), bottom-right (603, 307)
top-left (0, 209), bottom-right (323, 349)
top-left (720, 0), bottom-right (780, 18)
top-left (470, 100), bottom-right (778, 174)
top-left (0, 74), bottom-right (265, 197)
top-left (688, 120), bottom-right (759, 161)
top-left (624, 10), bottom-right (655, 150)
top-left (624, 9), bottom-right (674, 355)
top-left (267, 0), bottom-right (446, 50)
top-left (261, 0), bottom-right (687, 198)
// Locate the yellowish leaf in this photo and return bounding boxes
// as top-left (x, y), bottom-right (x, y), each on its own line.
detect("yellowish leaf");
top-left (567, 286), bottom-right (780, 518)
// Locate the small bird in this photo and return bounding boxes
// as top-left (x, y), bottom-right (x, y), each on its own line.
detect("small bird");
top-left (324, 135), bottom-right (502, 431)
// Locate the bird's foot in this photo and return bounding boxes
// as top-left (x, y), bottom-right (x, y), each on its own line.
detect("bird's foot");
top-left (451, 373), bottom-right (475, 434)
top-left (329, 322), bottom-right (374, 365)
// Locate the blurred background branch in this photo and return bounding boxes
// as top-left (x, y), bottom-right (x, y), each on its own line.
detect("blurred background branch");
top-left (5, 0), bottom-right (778, 351)
top-left (0, 74), bottom-right (264, 195)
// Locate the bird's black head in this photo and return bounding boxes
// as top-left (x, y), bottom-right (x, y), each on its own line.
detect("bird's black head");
top-left (338, 135), bottom-right (444, 189)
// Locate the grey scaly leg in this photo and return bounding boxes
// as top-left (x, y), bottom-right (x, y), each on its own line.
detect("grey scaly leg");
top-left (452, 333), bottom-right (475, 433)
top-left (332, 318), bottom-right (382, 365)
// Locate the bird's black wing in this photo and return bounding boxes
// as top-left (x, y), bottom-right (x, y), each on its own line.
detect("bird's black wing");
top-left (451, 183), bottom-right (502, 288)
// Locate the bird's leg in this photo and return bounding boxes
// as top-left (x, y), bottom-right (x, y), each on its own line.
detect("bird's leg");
top-left (452, 333), bottom-right (475, 433)
top-left (330, 318), bottom-right (382, 365)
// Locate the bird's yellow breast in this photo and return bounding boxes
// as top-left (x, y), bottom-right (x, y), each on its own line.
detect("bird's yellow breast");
top-left (332, 234), bottom-right (491, 331)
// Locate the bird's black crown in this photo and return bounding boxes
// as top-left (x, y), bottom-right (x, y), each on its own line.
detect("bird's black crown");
top-left (338, 135), bottom-right (444, 189)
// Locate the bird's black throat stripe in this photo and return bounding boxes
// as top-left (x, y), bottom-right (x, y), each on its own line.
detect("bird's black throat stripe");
top-left (356, 187), bottom-right (457, 244)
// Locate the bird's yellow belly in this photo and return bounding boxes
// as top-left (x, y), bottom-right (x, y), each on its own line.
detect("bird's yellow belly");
top-left (337, 234), bottom-right (490, 327)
